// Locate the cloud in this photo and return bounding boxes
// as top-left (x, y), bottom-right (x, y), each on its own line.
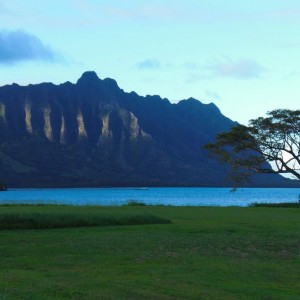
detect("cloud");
top-left (99, 3), bottom-right (249, 24)
top-left (207, 57), bottom-right (265, 79)
top-left (205, 90), bottom-right (221, 101)
top-left (271, 7), bottom-right (300, 20)
top-left (185, 58), bottom-right (265, 82)
top-left (136, 59), bottom-right (162, 70)
top-left (283, 70), bottom-right (299, 80)
top-left (0, 2), bottom-right (9, 15)
top-left (0, 30), bottom-right (61, 65)
top-left (102, 3), bottom-right (182, 22)
top-left (186, 73), bottom-right (209, 83)
top-left (184, 62), bottom-right (200, 71)
top-left (0, 1), bottom-right (12, 15)
top-left (71, 1), bottom-right (191, 25)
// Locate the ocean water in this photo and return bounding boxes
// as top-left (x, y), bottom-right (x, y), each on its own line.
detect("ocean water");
top-left (0, 187), bottom-right (299, 207)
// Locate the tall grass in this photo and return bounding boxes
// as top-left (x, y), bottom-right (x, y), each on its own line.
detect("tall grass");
top-left (0, 213), bottom-right (171, 230)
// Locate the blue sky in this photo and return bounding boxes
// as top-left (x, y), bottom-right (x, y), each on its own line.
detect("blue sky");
top-left (0, 0), bottom-right (299, 124)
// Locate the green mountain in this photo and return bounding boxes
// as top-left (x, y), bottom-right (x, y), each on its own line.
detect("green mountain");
top-left (0, 71), bottom-right (295, 187)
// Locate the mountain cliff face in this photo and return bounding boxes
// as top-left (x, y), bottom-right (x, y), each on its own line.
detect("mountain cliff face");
top-left (0, 71), bottom-right (293, 187)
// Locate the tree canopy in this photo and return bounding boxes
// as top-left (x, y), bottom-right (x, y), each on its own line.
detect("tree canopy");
top-left (205, 109), bottom-right (300, 182)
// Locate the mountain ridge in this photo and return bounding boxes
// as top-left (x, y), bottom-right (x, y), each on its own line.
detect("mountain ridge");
top-left (0, 71), bottom-right (297, 187)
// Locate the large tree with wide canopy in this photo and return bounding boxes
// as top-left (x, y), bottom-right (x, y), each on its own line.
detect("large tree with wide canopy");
top-left (205, 109), bottom-right (300, 183)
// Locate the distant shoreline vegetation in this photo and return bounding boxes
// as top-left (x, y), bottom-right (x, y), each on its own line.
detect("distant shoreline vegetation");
top-left (249, 202), bottom-right (300, 208)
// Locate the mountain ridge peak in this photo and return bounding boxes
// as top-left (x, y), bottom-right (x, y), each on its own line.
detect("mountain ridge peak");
top-left (77, 71), bottom-right (101, 85)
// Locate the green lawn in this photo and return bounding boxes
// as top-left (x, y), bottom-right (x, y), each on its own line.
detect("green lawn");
top-left (0, 205), bottom-right (299, 299)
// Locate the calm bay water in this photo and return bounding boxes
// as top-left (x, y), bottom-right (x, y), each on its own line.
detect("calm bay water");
top-left (0, 187), bottom-right (299, 207)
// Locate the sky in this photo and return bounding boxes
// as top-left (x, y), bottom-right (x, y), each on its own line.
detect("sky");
top-left (0, 0), bottom-right (299, 124)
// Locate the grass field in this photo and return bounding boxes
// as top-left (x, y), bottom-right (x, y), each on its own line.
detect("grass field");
top-left (0, 205), bottom-right (299, 299)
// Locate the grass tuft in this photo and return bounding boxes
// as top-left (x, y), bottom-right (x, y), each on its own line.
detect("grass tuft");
top-left (123, 200), bottom-right (147, 206)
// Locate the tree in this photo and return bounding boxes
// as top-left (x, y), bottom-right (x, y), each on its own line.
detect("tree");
top-left (205, 109), bottom-right (300, 183)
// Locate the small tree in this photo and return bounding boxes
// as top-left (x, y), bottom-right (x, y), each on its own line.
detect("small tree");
top-left (205, 109), bottom-right (300, 183)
